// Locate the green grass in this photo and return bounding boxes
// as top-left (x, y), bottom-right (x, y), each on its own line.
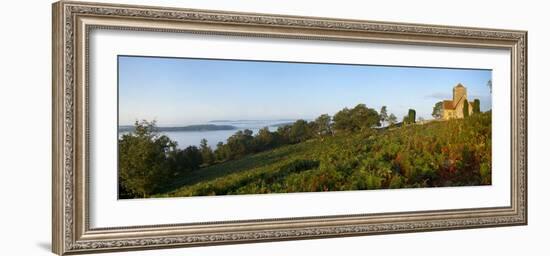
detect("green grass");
top-left (154, 112), bottom-right (491, 197)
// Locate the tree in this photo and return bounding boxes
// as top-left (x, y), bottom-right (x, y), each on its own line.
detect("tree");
top-left (333, 104), bottom-right (380, 133)
top-left (332, 107), bottom-right (352, 132)
top-left (432, 101), bottom-right (443, 119)
top-left (289, 119), bottom-right (314, 143)
top-left (118, 120), bottom-right (176, 198)
top-left (214, 142), bottom-right (227, 161)
top-left (199, 139), bottom-right (215, 165)
top-left (226, 129), bottom-right (254, 159)
top-left (380, 106), bottom-right (388, 126)
top-left (314, 114), bottom-right (332, 136)
top-left (351, 104), bottom-right (381, 130)
top-left (169, 145), bottom-right (203, 174)
top-left (408, 109), bottom-right (416, 124)
top-left (487, 79), bottom-right (492, 93)
top-left (181, 146), bottom-right (203, 170)
top-left (254, 127), bottom-right (276, 151)
top-left (473, 99), bottom-right (481, 114)
top-left (463, 101), bottom-right (470, 118)
top-left (388, 113), bottom-right (397, 126)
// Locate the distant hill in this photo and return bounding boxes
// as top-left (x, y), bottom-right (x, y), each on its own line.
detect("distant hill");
top-left (119, 124), bottom-right (237, 132)
top-left (209, 119), bottom-right (297, 123)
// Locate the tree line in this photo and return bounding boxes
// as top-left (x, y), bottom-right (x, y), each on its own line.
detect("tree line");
top-left (208, 104), bottom-right (409, 163)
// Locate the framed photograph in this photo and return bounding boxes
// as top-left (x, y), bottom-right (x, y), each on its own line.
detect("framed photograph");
top-left (52, 1), bottom-right (527, 255)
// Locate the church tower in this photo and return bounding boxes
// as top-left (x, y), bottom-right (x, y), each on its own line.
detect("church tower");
top-left (442, 83), bottom-right (474, 120)
top-left (453, 83), bottom-right (466, 104)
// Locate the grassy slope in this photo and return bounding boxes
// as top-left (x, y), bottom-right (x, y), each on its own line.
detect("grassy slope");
top-left (156, 138), bottom-right (327, 196)
top-left (155, 113), bottom-right (491, 197)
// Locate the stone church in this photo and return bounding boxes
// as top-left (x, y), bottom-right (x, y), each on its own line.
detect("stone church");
top-left (442, 83), bottom-right (474, 120)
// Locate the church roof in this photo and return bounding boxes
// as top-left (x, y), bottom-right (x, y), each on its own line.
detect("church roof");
top-left (442, 84), bottom-right (469, 111)
top-left (442, 100), bottom-right (455, 110)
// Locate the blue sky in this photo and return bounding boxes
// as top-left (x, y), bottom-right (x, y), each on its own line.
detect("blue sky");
top-left (118, 56), bottom-right (492, 126)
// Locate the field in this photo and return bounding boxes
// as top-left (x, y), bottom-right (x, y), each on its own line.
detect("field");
top-left (153, 112), bottom-right (491, 197)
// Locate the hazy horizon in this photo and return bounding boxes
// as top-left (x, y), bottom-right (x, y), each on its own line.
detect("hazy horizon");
top-left (118, 118), bottom-right (304, 127)
top-left (118, 56), bottom-right (492, 126)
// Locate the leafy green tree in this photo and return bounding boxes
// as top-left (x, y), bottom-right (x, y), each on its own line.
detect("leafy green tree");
top-left (254, 127), bottom-right (276, 151)
top-left (388, 113), bottom-right (397, 126)
top-left (408, 109), bottom-right (416, 123)
top-left (199, 139), bottom-right (215, 165)
top-left (473, 99), bottom-right (481, 114)
top-left (314, 114), bottom-right (332, 136)
top-left (118, 120), bottom-right (176, 198)
top-left (308, 121), bottom-right (319, 137)
top-left (380, 106), bottom-right (388, 126)
top-left (463, 101), bottom-right (470, 118)
top-left (168, 145), bottom-right (203, 174)
top-left (181, 146), bottom-right (203, 170)
top-left (214, 142), bottom-right (227, 161)
top-left (276, 125), bottom-right (292, 145)
top-left (351, 104), bottom-right (381, 130)
top-left (432, 101), bottom-right (443, 119)
top-left (289, 119), bottom-right (313, 143)
top-left (334, 104), bottom-right (380, 132)
top-left (226, 129), bottom-right (254, 159)
top-left (332, 107), bottom-right (352, 133)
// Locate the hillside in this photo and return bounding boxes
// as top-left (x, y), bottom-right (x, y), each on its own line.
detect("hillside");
top-left (155, 112), bottom-right (491, 197)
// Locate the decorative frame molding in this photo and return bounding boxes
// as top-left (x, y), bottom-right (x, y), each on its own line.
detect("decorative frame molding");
top-left (52, 1), bottom-right (527, 255)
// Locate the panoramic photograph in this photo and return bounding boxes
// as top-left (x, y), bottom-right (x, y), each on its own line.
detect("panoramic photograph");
top-left (117, 56), bottom-right (492, 199)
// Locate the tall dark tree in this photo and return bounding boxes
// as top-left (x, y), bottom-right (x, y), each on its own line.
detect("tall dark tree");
top-left (199, 139), bottom-right (215, 165)
top-left (473, 99), bottom-right (481, 114)
top-left (214, 142), bottom-right (226, 161)
top-left (432, 101), bottom-right (443, 119)
top-left (380, 106), bottom-right (388, 126)
top-left (463, 102), bottom-right (470, 118)
top-left (408, 109), bottom-right (416, 124)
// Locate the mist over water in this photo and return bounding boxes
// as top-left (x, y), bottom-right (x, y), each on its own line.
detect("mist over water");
top-left (119, 120), bottom-right (296, 150)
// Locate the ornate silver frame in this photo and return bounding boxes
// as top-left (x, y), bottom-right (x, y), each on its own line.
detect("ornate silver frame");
top-left (52, 1), bottom-right (527, 255)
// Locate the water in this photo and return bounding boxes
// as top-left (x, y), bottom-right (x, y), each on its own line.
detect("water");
top-left (120, 120), bottom-right (295, 150)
